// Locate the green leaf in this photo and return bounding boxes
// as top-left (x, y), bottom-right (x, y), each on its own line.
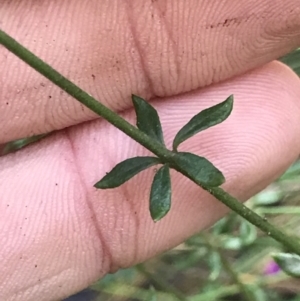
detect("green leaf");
top-left (132, 94), bottom-right (165, 145)
top-left (1, 134), bottom-right (48, 155)
top-left (252, 188), bottom-right (283, 206)
top-left (208, 251), bottom-right (222, 281)
top-left (150, 165), bottom-right (171, 222)
top-left (222, 237), bottom-right (243, 250)
top-left (280, 48), bottom-right (300, 76)
top-left (173, 152), bottom-right (225, 187)
top-left (95, 156), bottom-right (161, 189)
top-left (173, 95), bottom-right (233, 151)
top-left (273, 252), bottom-right (300, 278)
top-left (240, 220), bottom-right (257, 246)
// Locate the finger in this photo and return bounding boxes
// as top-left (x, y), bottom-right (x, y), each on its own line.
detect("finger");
top-left (1, 62), bottom-right (300, 301)
top-left (1, 0), bottom-right (300, 143)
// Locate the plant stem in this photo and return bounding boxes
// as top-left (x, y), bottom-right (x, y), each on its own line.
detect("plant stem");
top-left (205, 187), bottom-right (300, 251)
top-left (1, 30), bottom-right (300, 255)
top-left (0, 30), bottom-right (174, 163)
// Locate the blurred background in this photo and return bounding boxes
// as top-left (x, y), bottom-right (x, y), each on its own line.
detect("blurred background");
top-left (2, 49), bottom-right (300, 301)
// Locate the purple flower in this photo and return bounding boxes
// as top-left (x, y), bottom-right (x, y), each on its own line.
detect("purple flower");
top-left (264, 261), bottom-right (281, 275)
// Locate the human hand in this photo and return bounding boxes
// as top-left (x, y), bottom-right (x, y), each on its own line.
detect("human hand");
top-left (1, 1), bottom-right (300, 300)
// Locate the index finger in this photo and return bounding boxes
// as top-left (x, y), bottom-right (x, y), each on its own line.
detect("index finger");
top-left (1, 0), bottom-right (300, 143)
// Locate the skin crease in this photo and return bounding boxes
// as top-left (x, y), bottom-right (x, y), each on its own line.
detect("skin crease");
top-left (1, 0), bottom-right (300, 143)
top-left (0, 1), bottom-right (300, 301)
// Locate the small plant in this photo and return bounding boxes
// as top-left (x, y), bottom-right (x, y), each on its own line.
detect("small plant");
top-left (95, 94), bottom-right (233, 221)
top-left (1, 29), bottom-right (300, 282)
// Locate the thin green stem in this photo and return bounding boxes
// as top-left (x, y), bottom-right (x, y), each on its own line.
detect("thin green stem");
top-left (1, 30), bottom-right (300, 255)
top-left (205, 187), bottom-right (300, 252)
top-left (0, 30), bottom-right (174, 163)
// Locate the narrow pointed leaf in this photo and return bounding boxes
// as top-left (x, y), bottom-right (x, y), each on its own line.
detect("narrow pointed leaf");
top-left (240, 220), bottom-right (257, 246)
top-left (95, 156), bottom-right (161, 189)
top-left (173, 95), bottom-right (233, 151)
top-left (150, 165), bottom-right (171, 222)
top-left (132, 94), bottom-right (165, 145)
top-left (208, 251), bottom-right (222, 281)
top-left (173, 152), bottom-right (225, 187)
top-left (273, 253), bottom-right (300, 278)
top-left (280, 48), bottom-right (300, 76)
